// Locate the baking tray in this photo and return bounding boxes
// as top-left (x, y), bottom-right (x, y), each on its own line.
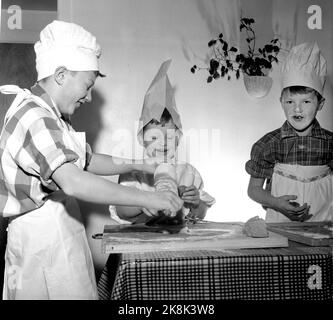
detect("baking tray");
top-left (100, 221), bottom-right (288, 254)
top-left (267, 221), bottom-right (333, 246)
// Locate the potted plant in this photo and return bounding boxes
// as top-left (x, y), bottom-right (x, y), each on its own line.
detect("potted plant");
top-left (191, 17), bottom-right (281, 98)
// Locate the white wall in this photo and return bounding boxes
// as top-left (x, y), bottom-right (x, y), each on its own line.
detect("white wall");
top-left (58, 0), bottom-right (333, 274)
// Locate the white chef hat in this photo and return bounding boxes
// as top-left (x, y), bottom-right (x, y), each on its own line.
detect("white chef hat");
top-left (34, 20), bottom-right (105, 81)
top-left (137, 59), bottom-right (182, 145)
top-left (280, 42), bottom-right (326, 95)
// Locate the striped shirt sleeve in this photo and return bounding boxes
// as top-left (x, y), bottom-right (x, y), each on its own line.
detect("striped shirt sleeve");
top-left (10, 105), bottom-right (79, 189)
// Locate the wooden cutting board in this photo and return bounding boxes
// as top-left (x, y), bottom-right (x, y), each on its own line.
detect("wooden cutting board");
top-left (267, 221), bottom-right (333, 246)
top-left (101, 221), bottom-right (288, 254)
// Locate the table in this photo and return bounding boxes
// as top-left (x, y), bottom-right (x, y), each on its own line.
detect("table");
top-left (97, 244), bottom-right (332, 300)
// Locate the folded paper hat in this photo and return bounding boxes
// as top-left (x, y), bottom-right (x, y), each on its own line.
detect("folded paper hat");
top-left (137, 59), bottom-right (182, 145)
top-left (34, 20), bottom-right (105, 81)
top-left (280, 42), bottom-right (326, 95)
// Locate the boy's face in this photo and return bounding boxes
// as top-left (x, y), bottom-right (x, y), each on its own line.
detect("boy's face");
top-left (58, 70), bottom-right (97, 116)
top-left (280, 90), bottom-right (324, 136)
top-left (143, 120), bottom-right (179, 161)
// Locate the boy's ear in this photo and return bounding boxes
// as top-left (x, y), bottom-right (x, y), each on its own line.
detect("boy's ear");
top-left (53, 66), bottom-right (69, 85)
top-left (318, 98), bottom-right (325, 111)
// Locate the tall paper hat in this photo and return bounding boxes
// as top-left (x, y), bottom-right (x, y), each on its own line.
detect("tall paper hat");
top-left (35, 20), bottom-right (105, 81)
top-left (137, 59), bottom-right (182, 145)
top-left (280, 42), bottom-right (326, 95)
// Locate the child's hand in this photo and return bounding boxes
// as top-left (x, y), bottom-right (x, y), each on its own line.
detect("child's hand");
top-left (274, 195), bottom-right (312, 222)
top-left (178, 185), bottom-right (200, 208)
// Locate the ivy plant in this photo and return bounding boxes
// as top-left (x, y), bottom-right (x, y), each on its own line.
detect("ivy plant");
top-left (191, 18), bottom-right (281, 83)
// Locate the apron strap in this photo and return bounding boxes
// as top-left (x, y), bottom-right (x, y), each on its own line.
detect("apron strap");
top-left (0, 85), bottom-right (62, 128)
top-left (0, 85), bottom-right (32, 125)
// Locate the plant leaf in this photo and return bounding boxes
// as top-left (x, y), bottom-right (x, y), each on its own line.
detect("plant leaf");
top-left (236, 70), bottom-right (240, 79)
top-left (226, 60), bottom-right (233, 69)
top-left (207, 76), bottom-right (213, 83)
top-left (264, 44), bottom-right (273, 52)
top-left (208, 40), bottom-right (217, 47)
top-left (210, 59), bottom-right (219, 70)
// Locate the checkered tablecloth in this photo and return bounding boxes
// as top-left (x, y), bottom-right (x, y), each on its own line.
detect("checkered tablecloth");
top-left (97, 246), bottom-right (332, 300)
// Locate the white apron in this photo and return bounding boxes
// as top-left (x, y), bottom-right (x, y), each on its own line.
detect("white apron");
top-left (266, 163), bottom-right (333, 223)
top-left (1, 86), bottom-right (98, 300)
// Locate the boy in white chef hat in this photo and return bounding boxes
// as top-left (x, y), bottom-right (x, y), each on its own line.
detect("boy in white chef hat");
top-left (246, 42), bottom-right (333, 222)
top-left (110, 59), bottom-right (215, 225)
top-left (0, 21), bottom-right (183, 300)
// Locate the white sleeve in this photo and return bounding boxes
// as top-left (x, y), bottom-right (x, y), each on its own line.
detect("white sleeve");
top-left (109, 172), bottom-right (154, 224)
top-left (177, 163), bottom-right (216, 207)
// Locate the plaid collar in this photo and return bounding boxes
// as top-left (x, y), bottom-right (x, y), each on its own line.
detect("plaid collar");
top-left (30, 84), bottom-right (71, 124)
top-left (280, 119), bottom-right (328, 139)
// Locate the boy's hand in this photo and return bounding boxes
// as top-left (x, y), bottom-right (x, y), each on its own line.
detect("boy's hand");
top-left (178, 185), bottom-right (200, 208)
top-left (274, 195), bottom-right (312, 222)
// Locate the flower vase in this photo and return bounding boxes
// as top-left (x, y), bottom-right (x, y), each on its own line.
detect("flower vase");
top-left (243, 74), bottom-right (273, 98)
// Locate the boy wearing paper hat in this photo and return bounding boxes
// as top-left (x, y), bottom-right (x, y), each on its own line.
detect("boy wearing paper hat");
top-left (246, 42), bottom-right (333, 222)
top-left (0, 21), bottom-right (183, 300)
top-left (110, 60), bottom-right (215, 225)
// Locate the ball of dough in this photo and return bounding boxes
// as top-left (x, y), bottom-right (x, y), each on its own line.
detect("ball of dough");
top-left (243, 216), bottom-right (269, 238)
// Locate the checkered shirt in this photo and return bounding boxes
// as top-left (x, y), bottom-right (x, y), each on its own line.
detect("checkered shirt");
top-left (245, 119), bottom-right (333, 180)
top-left (0, 84), bottom-right (92, 217)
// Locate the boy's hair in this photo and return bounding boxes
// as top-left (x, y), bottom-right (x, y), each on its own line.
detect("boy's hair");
top-left (280, 86), bottom-right (324, 102)
top-left (144, 108), bottom-right (173, 128)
